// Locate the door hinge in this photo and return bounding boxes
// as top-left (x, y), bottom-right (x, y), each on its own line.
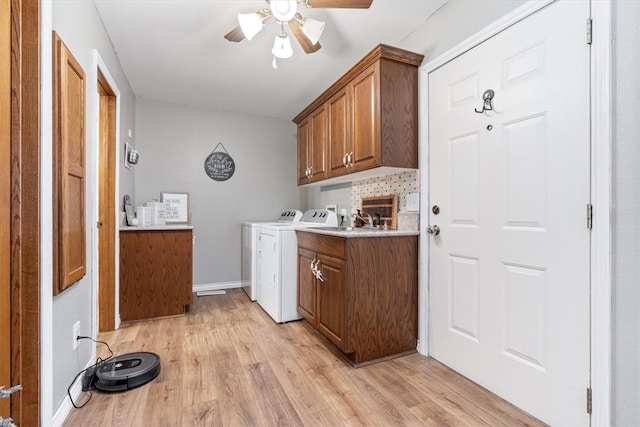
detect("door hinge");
top-left (587, 203), bottom-right (593, 229)
top-left (586, 387), bottom-right (593, 414)
top-left (586, 18), bottom-right (593, 45)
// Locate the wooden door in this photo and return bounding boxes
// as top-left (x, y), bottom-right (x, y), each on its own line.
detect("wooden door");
top-left (428, 1), bottom-right (590, 424)
top-left (0, 0), bottom-right (10, 417)
top-left (350, 63), bottom-right (379, 172)
top-left (316, 254), bottom-right (348, 351)
top-left (2, 0), bottom-right (40, 424)
top-left (297, 248), bottom-right (317, 325)
top-left (327, 87), bottom-right (350, 177)
top-left (97, 71), bottom-right (117, 331)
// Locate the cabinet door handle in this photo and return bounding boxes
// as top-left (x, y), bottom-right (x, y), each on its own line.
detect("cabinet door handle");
top-left (343, 152), bottom-right (348, 167)
top-left (348, 151), bottom-right (354, 166)
top-left (308, 167), bottom-right (313, 178)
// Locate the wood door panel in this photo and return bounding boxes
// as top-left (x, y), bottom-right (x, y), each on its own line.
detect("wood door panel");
top-left (328, 88), bottom-right (350, 176)
top-left (297, 248), bottom-right (317, 324)
top-left (120, 230), bottom-right (193, 321)
top-left (297, 118), bottom-right (310, 183)
top-left (0, 0), bottom-right (9, 416)
top-left (349, 63), bottom-right (379, 171)
top-left (309, 105), bottom-right (328, 181)
top-left (346, 237), bottom-right (418, 364)
top-left (53, 31), bottom-right (86, 294)
top-left (379, 59), bottom-right (419, 168)
top-left (316, 254), bottom-right (348, 352)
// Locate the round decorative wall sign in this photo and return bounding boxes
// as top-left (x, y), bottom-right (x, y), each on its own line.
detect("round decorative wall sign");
top-left (204, 143), bottom-right (235, 181)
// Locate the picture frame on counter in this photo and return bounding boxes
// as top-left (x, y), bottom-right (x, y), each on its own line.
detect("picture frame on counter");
top-left (161, 191), bottom-right (189, 224)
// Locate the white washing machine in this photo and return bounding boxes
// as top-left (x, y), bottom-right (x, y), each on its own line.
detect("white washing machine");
top-left (256, 209), bottom-right (338, 323)
top-left (241, 209), bottom-right (302, 301)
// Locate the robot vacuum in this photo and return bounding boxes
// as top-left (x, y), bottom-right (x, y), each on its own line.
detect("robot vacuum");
top-left (83, 352), bottom-right (161, 392)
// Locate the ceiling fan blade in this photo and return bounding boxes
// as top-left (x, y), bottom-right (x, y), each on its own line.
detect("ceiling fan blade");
top-left (288, 19), bottom-right (321, 53)
top-left (305, 0), bottom-right (372, 8)
top-left (224, 26), bottom-right (245, 42)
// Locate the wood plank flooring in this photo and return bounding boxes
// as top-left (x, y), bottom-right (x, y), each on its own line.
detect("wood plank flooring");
top-left (64, 289), bottom-right (544, 426)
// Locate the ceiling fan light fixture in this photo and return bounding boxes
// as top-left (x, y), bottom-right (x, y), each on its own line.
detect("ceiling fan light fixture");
top-left (272, 33), bottom-right (293, 59)
top-left (238, 13), bottom-right (264, 41)
top-left (301, 17), bottom-right (325, 45)
top-left (270, 0), bottom-right (297, 22)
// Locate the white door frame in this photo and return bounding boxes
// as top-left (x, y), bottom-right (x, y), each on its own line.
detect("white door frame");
top-left (417, 1), bottom-right (612, 424)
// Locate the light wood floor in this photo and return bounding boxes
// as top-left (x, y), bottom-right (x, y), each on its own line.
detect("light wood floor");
top-left (64, 289), bottom-right (543, 426)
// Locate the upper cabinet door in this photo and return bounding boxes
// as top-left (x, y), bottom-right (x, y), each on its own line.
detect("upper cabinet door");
top-left (349, 62), bottom-right (380, 172)
top-left (327, 87), bottom-right (350, 177)
top-left (297, 117), bottom-right (310, 184)
top-left (53, 32), bottom-right (86, 294)
top-left (309, 104), bottom-right (328, 182)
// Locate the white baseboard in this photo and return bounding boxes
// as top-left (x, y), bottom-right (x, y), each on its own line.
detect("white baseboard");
top-left (193, 280), bottom-right (242, 293)
top-left (52, 359), bottom-right (93, 427)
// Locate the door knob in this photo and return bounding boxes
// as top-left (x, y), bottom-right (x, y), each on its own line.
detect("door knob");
top-left (427, 225), bottom-right (440, 236)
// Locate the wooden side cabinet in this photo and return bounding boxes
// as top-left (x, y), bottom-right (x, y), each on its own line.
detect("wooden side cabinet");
top-left (297, 230), bottom-right (418, 366)
top-left (120, 228), bottom-right (193, 321)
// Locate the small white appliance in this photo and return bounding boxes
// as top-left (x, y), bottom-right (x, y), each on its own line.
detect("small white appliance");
top-left (241, 210), bottom-right (303, 301)
top-left (256, 209), bottom-right (338, 323)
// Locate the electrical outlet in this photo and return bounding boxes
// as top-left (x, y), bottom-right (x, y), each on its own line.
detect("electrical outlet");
top-left (406, 192), bottom-right (420, 212)
top-left (73, 321), bottom-right (80, 350)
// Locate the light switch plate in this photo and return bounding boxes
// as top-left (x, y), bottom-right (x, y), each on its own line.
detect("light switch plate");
top-left (406, 193), bottom-right (420, 212)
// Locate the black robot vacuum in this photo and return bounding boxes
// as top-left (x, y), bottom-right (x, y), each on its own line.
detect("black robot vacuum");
top-left (83, 352), bottom-right (161, 392)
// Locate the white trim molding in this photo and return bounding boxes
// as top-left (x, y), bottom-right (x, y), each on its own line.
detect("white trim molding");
top-left (418, 0), bottom-right (611, 424)
top-left (193, 281), bottom-right (243, 294)
top-left (589, 1), bottom-right (612, 424)
top-left (90, 49), bottom-right (122, 337)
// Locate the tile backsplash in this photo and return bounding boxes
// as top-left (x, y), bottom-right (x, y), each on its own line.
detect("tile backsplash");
top-left (351, 170), bottom-right (420, 231)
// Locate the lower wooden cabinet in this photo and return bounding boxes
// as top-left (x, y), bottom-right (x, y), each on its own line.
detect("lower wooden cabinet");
top-left (120, 228), bottom-right (193, 321)
top-left (297, 231), bottom-right (418, 366)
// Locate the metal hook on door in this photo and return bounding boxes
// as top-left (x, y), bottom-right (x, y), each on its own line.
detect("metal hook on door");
top-left (475, 89), bottom-right (495, 114)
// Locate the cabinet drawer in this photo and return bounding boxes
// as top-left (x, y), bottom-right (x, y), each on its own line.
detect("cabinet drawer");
top-left (297, 231), bottom-right (345, 259)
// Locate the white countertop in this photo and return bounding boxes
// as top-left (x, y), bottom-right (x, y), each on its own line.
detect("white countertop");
top-left (299, 227), bottom-right (419, 238)
top-left (120, 224), bottom-right (194, 231)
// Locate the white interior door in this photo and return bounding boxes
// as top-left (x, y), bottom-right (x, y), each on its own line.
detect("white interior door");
top-left (428, 1), bottom-right (590, 425)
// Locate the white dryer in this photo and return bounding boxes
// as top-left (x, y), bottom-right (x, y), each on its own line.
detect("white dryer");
top-left (241, 209), bottom-right (302, 301)
top-left (256, 209), bottom-right (338, 323)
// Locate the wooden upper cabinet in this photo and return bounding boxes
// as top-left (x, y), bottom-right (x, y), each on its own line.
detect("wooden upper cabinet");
top-left (53, 32), bottom-right (86, 294)
top-left (294, 44), bottom-right (423, 186)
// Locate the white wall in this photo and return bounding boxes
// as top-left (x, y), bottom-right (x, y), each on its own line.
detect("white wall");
top-left (49, 0), bottom-right (136, 417)
top-left (134, 99), bottom-right (301, 286)
top-left (612, 1), bottom-right (640, 425)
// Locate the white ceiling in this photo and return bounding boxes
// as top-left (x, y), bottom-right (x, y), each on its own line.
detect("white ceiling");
top-left (93, 0), bottom-right (446, 120)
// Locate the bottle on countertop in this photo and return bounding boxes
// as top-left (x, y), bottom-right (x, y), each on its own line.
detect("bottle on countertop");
top-left (355, 209), bottom-right (363, 228)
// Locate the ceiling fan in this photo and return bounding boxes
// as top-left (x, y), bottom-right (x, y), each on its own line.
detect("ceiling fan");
top-left (224, 0), bottom-right (373, 68)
